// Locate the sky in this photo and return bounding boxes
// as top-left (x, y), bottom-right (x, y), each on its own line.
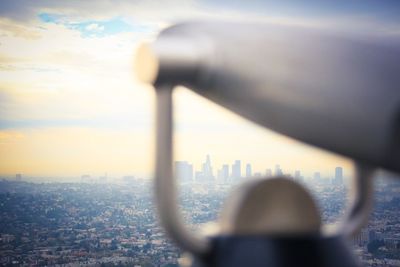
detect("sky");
top-left (1, 0), bottom-right (399, 180)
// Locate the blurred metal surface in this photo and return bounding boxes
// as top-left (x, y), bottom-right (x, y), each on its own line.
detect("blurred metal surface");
top-left (219, 177), bottom-right (321, 235)
top-left (340, 163), bottom-right (375, 237)
top-left (136, 20), bottom-right (400, 263)
top-left (138, 21), bottom-right (400, 173)
top-left (155, 85), bottom-right (210, 255)
top-left (153, 82), bottom-right (375, 256)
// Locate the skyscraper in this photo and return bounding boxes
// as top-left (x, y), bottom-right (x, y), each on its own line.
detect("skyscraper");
top-left (334, 167), bottom-right (343, 185)
top-left (275, 164), bottom-right (283, 176)
top-left (217, 164), bottom-right (230, 183)
top-left (195, 171), bottom-right (203, 182)
top-left (231, 160), bottom-right (241, 181)
top-left (246, 163), bottom-right (252, 177)
top-left (202, 154), bottom-right (214, 182)
top-left (175, 161), bottom-right (193, 182)
top-left (15, 173), bottom-right (22, 182)
top-left (294, 170), bottom-right (303, 182)
top-left (265, 169), bottom-right (272, 177)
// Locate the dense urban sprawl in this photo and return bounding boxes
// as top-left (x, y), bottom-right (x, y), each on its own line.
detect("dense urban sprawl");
top-left (0, 169), bottom-right (399, 266)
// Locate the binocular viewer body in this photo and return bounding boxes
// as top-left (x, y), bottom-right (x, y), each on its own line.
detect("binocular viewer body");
top-left (142, 21), bottom-right (400, 173)
top-left (135, 20), bottom-right (400, 267)
top-left (195, 235), bottom-right (358, 267)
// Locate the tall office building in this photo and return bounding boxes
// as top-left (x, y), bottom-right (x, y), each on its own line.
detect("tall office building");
top-left (246, 163), bottom-right (252, 177)
top-left (275, 164), bottom-right (283, 176)
top-left (334, 167), bottom-right (343, 185)
top-left (222, 164), bottom-right (229, 180)
top-left (202, 154), bottom-right (214, 182)
top-left (231, 160), bottom-right (241, 180)
top-left (218, 164), bottom-right (230, 183)
top-left (265, 169), bottom-right (272, 177)
top-left (15, 173), bottom-right (22, 182)
top-left (217, 169), bottom-right (222, 183)
top-left (195, 171), bottom-right (203, 182)
top-left (294, 170), bottom-right (303, 182)
top-left (175, 161), bottom-right (193, 182)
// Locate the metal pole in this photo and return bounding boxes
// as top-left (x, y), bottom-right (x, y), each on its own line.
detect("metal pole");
top-left (155, 85), bottom-right (211, 255)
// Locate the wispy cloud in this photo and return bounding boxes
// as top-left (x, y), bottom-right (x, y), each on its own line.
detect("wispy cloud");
top-left (38, 14), bottom-right (146, 38)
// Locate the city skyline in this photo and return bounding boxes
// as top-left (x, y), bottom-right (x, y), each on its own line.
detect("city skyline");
top-left (174, 154), bottom-right (346, 184)
top-left (4, 159), bottom-right (347, 185)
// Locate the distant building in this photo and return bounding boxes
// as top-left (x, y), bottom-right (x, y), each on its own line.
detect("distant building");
top-left (369, 230), bottom-right (377, 242)
top-left (195, 171), bottom-right (203, 182)
top-left (217, 164), bottom-right (229, 183)
top-left (1, 234), bottom-right (15, 243)
top-left (294, 170), bottom-right (303, 182)
top-left (15, 173), bottom-right (22, 182)
top-left (193, 155), bottom-right (215, 183)
top-left (231, 160), bottom-right (241, 181)
top-left (201, 155), bottom-right (214, 182)
top-left (245, 163), bottom-right (252, 178)
top-left (354, 229), bottom-right (369, 246)
top-left (275, 165), bottom-right (283, 176)
top-left (175, 161), bottom-right (193, 182)
top-left (384, 238), bottom-right (400, 250)
top-left (265, 169), bottom-right (272, 177)
top-left (333, 167), bottom-right (343, 185)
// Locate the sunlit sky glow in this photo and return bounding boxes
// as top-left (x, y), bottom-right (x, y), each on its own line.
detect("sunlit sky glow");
top-left (1, 1), bottom-right (399, 180)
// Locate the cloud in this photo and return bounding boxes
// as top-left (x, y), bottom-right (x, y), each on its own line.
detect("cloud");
top-left (38, 14), bottom-right (143, 38)
top-left (1, 1), bottom-right (399, 130)
top-left (0, 0), bottom-right (200, 23)
top-left (1, 0), bottom-right (399, 39)
top-left (0, 18), bottom-right (41, 39)
top-left (0, 18), bottom-right (156, 131)
top-left (85, 23), bottom-right (104, 32)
